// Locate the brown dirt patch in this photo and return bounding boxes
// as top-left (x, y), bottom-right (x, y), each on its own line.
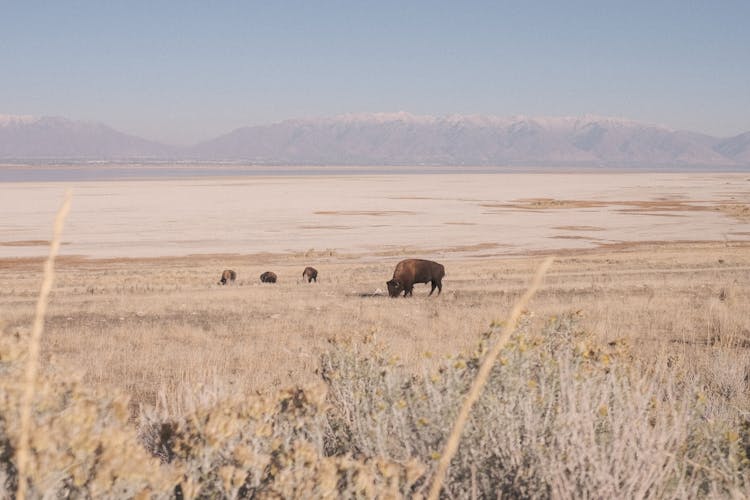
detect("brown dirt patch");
top-left (386, 196), bottom-right (444, 200)
top-left (299, 225), bottom-right (353, 230)
top-left (550, 235), bottom-right (604, 241)
top-left (313, 210), bottom-right (417, 216)
top-left (0, 240), bottom-right (70, 247)
top-left (482, 198), bottom-right (608, 210)
top-left (440, 242), bottom-right (506, 253)
top-left (615, 200), bottom-right (711, 213)
top-left (623, 212), bottom-right (688, 218)
top-left (715, 204), bottom-right (750, 221)
top-left (482, 198), bottom-right (730, 217)
top-left (553, 226), bottom-right (606, 232)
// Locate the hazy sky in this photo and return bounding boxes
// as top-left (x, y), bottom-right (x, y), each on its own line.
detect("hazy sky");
top-left (2, 1), bottom-right (749, 145)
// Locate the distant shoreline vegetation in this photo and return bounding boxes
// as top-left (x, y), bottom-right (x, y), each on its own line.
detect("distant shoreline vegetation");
top-left (2, 163), bottom-right (750, 183)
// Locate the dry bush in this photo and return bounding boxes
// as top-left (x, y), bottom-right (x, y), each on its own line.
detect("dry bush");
top-left (320, 312), bottom-right (750, 498)
top-left (0, 328), bottom-right (176, 498)
top-left (2, 309), bottom-right (750, 498)
top-left (0, 320), bottom-right (424, 498)
top-left (137, 386), bottom-right (426, 498)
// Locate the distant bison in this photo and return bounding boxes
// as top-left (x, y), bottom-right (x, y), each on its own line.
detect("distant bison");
top-left (302, 266), bottom-right (318, 283)
top-left (218, 269), bottom-right (236, 285)
top-left (260, 271), bottom-right (277, 283)
top-left (386, 259), bottom-right (445, 298)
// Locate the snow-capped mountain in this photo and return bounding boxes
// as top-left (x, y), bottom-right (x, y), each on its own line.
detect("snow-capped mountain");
top-left (190, 113), bottom-right (742, 166)
top-left (1, 112), bottom-right (748, 167)
top-left (0, 115), bottom-right (174, 159)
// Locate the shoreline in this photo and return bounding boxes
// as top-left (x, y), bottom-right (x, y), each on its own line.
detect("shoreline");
top-left (2, 163), bottom-right (750, 183)
top-left (2, 240), bottom-right (749, 271)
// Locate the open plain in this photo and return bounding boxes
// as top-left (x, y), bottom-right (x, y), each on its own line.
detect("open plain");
top-left (1, 171), bottom-right (749, 403)
top-left (2, 170), bottom-right (750, 496)
top-left (2, 170), bottom-right (750, 259)
top-left (1, 239), bottom-right (749, 407)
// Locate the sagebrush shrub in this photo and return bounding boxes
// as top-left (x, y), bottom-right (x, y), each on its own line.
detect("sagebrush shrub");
top-left (2, 312), bottom-right (748, 498)
top-left (321, 312), bottom-right (750, 498)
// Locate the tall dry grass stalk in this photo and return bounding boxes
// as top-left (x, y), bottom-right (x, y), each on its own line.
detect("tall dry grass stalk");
top-left (427, 256), bottom-right (554, 500)
top-left (15, 190), bottom-right (72, 500)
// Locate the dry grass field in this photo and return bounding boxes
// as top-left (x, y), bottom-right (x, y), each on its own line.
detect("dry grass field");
top-left (2, 242), bottom-right (750, 497)
top-left (1, 171), bottom-right (750, 497)
top-left (1, 242), bottom-right (749, 410)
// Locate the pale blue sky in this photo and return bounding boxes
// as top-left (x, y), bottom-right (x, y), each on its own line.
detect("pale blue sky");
top-left (2, 1), bottom-right (748, 145)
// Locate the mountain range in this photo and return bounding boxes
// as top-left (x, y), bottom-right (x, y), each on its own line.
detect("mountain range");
top-left (1, 112), bottom-right (749, 167)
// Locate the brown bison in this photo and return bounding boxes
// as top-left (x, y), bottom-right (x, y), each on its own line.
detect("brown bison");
top-left (302, 266), bottom-right (318, 283)
top-left (260, 271), bottom-right (277, 283)
top-left (218, 269), bottom-right (236, 285)
top-left (386, 259), bottom-right (445, 298)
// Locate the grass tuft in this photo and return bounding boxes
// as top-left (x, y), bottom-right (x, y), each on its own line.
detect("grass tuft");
top-left (15, 190), bottom-right (71, 500)
top-left (428, 255), bottom-right (554, 499)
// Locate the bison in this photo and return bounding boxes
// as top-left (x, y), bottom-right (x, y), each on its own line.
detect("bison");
top-left (260, 271), bottom-right (277, 283)
top-left (218, 269), bottom-right (236, 285)
top-left (302, 266), bottom-right (318, 283)
top-left (386, 259), bottom-right (445, 298)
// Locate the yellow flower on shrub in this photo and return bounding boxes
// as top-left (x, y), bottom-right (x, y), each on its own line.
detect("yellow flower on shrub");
top-left (598, 404), bottom-right (609, 417)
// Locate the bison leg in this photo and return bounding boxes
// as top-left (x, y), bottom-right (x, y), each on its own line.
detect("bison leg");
top-left (436, 280), bottom-right (442, 295)
top-left (429, 280), bottom-right (438, 296)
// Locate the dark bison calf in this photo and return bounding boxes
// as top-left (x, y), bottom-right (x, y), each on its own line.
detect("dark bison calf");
top-left (302, 266), bottom-right (318, 283)
top-left (386, 259), bottom-right (445, 298)
top-left (260, 271), bottom-right (277, 283)
top-left (218, 269), bottom-right (236, 285)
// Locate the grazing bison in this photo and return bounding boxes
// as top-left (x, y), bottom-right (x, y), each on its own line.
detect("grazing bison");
top-left (260, 271), bottom-right (277, 283)
top-left (302, 266), bottom-right (318, 283)
top-left (386, 259), bottom-right (445, 298)
top-left (218, 269), bottom-right (236, 285)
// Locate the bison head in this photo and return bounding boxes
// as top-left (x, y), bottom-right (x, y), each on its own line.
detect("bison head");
top-left (386, 279), bottom-right (403, 297)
